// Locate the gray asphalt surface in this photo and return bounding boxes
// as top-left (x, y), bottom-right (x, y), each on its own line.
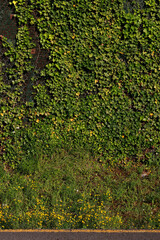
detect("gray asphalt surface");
top-left (0, 230), bottom-right (160, 240)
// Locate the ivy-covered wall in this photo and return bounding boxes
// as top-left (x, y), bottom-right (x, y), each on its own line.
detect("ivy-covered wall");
top-left (0, 0), bottom-right (160, 169)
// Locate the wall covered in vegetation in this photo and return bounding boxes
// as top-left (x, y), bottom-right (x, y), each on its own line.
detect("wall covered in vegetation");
top-left (0, 0), bottom-right (160, 169)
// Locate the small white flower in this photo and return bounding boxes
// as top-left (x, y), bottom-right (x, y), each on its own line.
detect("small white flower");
top-left (2, 203), bottom-right (7, 207)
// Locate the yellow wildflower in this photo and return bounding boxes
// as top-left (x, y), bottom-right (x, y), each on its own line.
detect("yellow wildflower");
top-left (90, 131), bottom-right (93, 136)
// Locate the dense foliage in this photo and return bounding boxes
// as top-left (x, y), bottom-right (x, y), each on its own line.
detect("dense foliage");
top-left (0, 0), bottom-right (160, 169)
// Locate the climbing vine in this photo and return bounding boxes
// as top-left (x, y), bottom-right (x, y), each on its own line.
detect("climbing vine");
top-left (0, 0), bottom-right (160, 169)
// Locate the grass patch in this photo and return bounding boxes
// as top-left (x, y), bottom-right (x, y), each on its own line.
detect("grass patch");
top-left (0, 148), bottom-right (160, 229)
